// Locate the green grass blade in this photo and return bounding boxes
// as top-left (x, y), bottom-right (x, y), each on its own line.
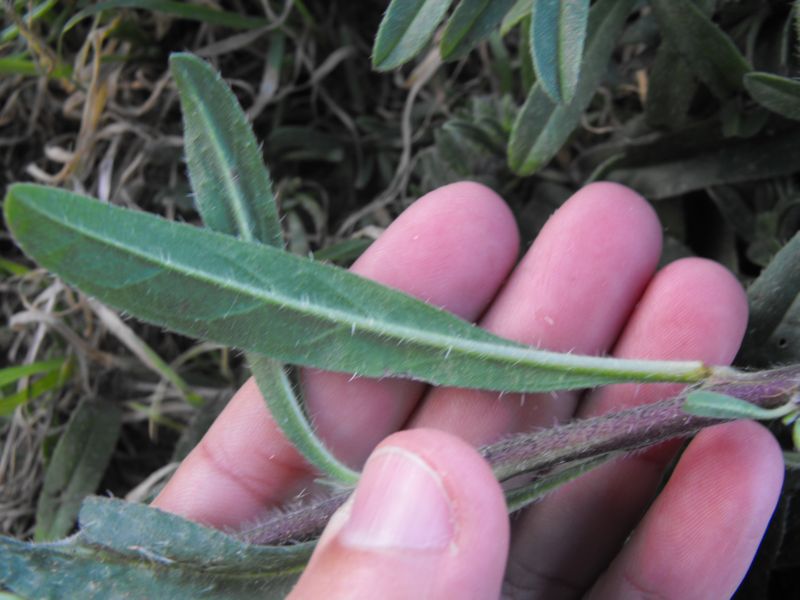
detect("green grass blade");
top-left (62, 0), bottom-right (269, 38)
top-left (34, 400), bottom-right (122, 541)
top-left (651, 0), bottom-right (751, 99)
top-left (440, 0), bottom-right (516, 61)
top-left (530, 0), bottom-right (590, 104)
top-left (372, 0), bottom-right (453, 70)
top-left (744, 72), bottom-right (800, 122)
top-left (0, 0), bottom-right (58, 44)
top-left (508, 0), bottom-right (635, 175)
top-left (172, 54), bottom-right (355, 484)
top-left (4, 184), bottom-right (711, 394)
top-left (0, 256), bottom-right (31, 276)
top-left (0, 359), bottom-right (73, 416)
top-left (169, 54), bottom-right (282, 247)
top-left (0, 358), bottom-right (65, 388)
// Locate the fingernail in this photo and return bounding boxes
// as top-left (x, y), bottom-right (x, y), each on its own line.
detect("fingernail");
top-left (339, 447), bottom-right (455, 551)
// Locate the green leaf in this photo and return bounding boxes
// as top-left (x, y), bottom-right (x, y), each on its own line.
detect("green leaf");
top-left (0, 497), bottom-right (313, 598)
top-left (169, 54), bottom-right (282, 247)
top-left (530, 0), bottom-right (590, 104)
top-left (651, 0), bottom-right (751, 99)
top-left (171, 53), bottom-right (356, 486)
top-left (500, 0), bottom-right (531, 36)
top-left (739, 232), bottom-right (800, 366)
top-left (683, 390), bottom-right (797, 420)
top-left (4, 184), bottom-right (711, 394)
top-left (744, 72), bottom-right (800, 122)
top-left (0, 0), bottom-right (58, 44)
top-left (0, 358), bottom-right (66, 388)
top-left (250, 357), bottom-right (360, 486)
top-left (0, 359), bottom-right (73, 416)
top-left (34, 400), bottom-right (122, 541)
top-left (0, 256), bottom-right (30, 276)
top-left (372, 0), bottom-right (453, 70)
top-left (645, 41), bottom-right (697, 129)
top-left (604, 128), bottom-right (800, 199)
top-left (62, 0), bottom-right (269, 39)
top-left (508, 0), bottom-right (636, 175)
top-left (440, 0), bottom-right (516, 61)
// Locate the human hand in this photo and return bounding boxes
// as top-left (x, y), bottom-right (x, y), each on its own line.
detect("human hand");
top-left (152, 182), bottom-right (783, 599)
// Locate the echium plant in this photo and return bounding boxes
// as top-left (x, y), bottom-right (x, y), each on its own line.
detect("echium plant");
top-left (1, 53), bottom-right (800, 598)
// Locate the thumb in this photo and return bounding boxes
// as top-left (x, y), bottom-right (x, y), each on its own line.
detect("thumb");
top-left (288, 429), bottom-right (509, 600)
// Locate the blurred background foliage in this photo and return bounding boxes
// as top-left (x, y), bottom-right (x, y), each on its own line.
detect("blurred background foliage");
top-left (0, 0), bottom-right (799, 596)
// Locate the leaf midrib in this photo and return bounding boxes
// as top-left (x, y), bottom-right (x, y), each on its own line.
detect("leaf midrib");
top-left (19, 194), bottom-right (707, 382)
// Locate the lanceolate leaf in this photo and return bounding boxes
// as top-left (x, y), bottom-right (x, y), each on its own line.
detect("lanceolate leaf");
top-left (744, 72), bottom-right (800, 122)
top-left (500, 0), bottom-right (531, 36)
top-left (440, 0), bottom-right (517, 61)
top-left (170, 54), bottom-right (282, 247)
top-left (0, 497), bottom-right (312, 598)
top-left (651, 0), bottom-right (751, 99)
top-left (508, 0), bottom-right (636, 175)
top-left (683, 390), bottom-right (797, 420)
top-left (739, 232), bottom-right (800, 366)
top-left (172, 54), bottom-right (358, 485)
top-left (34, 400), bottom-right (122, 541)
top-left (372, 0), bottom-right (453, 70)
top-left (530, 0), bottom-right (590, 104)
top-left (4, 184), bottom-right (710, 394)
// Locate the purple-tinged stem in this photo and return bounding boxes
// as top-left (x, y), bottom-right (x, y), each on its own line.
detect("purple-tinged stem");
top-left (239, 365), bottom-right (800, 546)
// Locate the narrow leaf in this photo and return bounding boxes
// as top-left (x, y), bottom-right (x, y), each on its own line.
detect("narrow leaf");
top-left (4, 184), bottom-right (711, 394)
top-left (169, 54), bottom-right (282, 247)
top-left (0, 358), bottom-right (66, 388)
top-left (250, 357), bottom-right (360, 486)
top-left (738, 232), bottom-right (800, 366)
top-left (500, 0), bottom-right (531, 36)
top-left (744, 72), bottom-right (800, 122)
top-left (171, 53), bottom-right (356, 485)
top-left (372, 0), bottom-right (453, 70)
top-left (530, 0), bottom-right (590, 104)
top-left (440, 0), bottom-right (517, 61)
top-left (0, 359), bottom-right (73, 416)
top-left (0, 497), bottom-right (313, 598)
top-left (62, 0), bottom-right (269, 39)
top-left (34, 400), bottom-right (122, 541)
top-left (508, 0), bottom-right (636, 175)
top-left (651, 0), bottom-right (751, 99)
top-left (683, 390), bottom-right (797, 420)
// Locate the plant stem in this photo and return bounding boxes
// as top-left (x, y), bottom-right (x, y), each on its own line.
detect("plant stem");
top-left (237, 365), bottom-right (800, 546)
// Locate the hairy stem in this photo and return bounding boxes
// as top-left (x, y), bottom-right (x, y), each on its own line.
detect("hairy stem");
top-left (238, 365), bottom-right (800, 546)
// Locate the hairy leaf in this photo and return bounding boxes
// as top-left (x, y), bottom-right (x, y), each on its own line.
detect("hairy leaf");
top-left (372, 0), bottom-right (453, 70)
top-left (0, 497), bottom-right (312, 598)
top-left (4, 184), bottom-right (710, 394)
top-left (508, 0), bottom-right (636, 175)
top-left (440, 0), bottom-right (516, 61)
top-left (34, 400), bottom-right (121, 541)
top-left (170, 54), bottom-right (282, 247)
top-left (652, 0), bottom-right (751, 99)
top-left (530, 0), bottom-right (590, 104)
top-left (745, 72), bottom-right (800, 122)
top-left (172, 53), bottom-right (357, 485)
top-left (683, 390), bottom-right (796, 420)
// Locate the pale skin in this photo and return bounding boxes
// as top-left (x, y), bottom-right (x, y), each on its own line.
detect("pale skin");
top-left (153, 182), bottom-right (784, 599)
